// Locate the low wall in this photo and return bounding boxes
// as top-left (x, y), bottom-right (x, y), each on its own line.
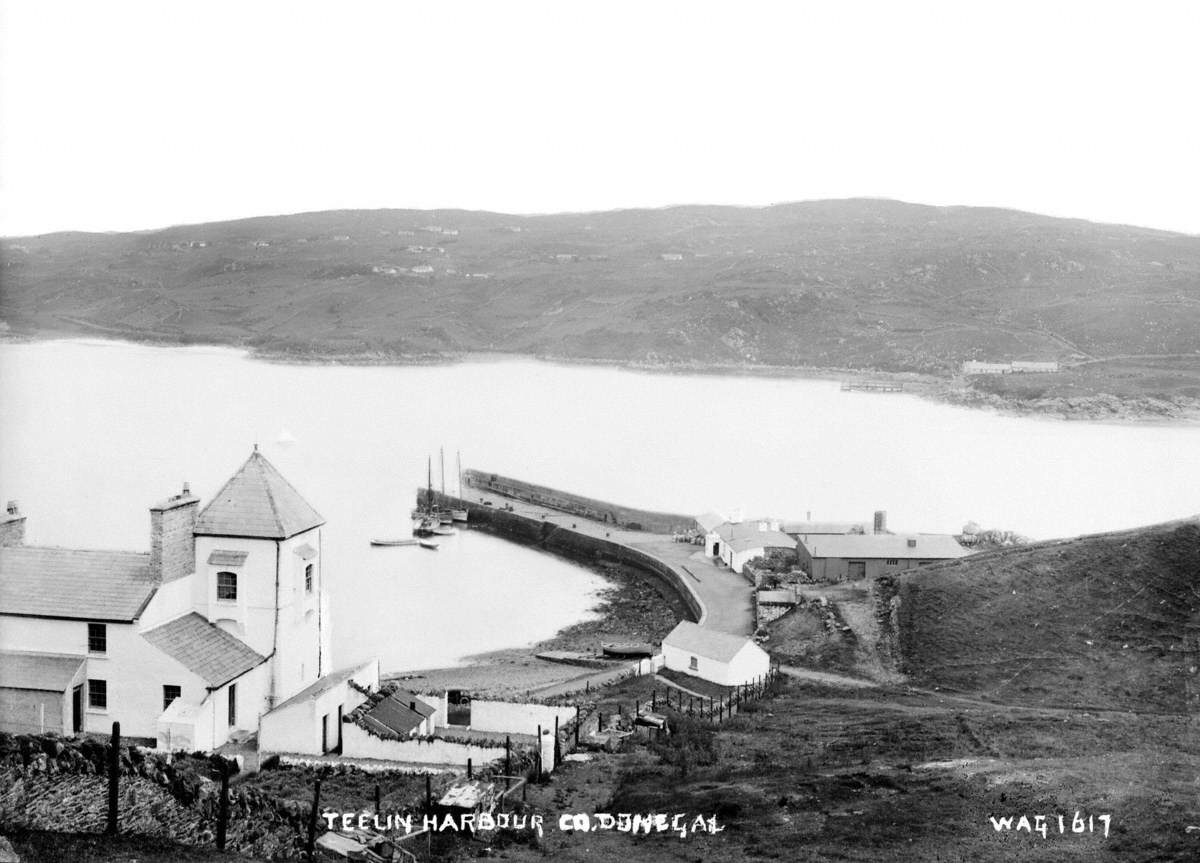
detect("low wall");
top-left (341, 723), bottom-right (522, 768)
top-left (469, 700), bottom-right (577, 737)
top-left (429, 491), bottom-right (703, 624)
top-left (459, 471), bottom-right (694, 533)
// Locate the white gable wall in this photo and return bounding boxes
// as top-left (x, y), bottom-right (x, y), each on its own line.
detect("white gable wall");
top-left (662, 633), bottom-right (771, 687)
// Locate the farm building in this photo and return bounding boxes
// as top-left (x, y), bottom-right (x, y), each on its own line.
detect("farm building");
top-left (796, 533), bottom-right (971, 581)
top-left (661, 621), bottom-right (771, 687)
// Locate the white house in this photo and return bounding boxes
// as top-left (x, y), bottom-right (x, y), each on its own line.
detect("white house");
top-left (661, 621), bottom-right (771, 687)
top-left (0, 449), bottom-right (341, 751)
top-left (708, 521), bottom-right (796, 574)
top-left (258, 659), bottom-right (380, 756)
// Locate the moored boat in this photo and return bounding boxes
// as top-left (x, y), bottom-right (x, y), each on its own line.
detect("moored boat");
top-left (600, 641), bottom-right (655, 658)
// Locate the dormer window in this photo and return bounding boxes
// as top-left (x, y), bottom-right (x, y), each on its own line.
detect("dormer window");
top-left (217, 571), bottom-right (238, 601)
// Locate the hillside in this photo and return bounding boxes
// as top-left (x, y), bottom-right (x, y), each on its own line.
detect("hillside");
top-left (878, 517), bottom-right (1200, 712)
top-left (3, 199), bottom-right (1200, 415)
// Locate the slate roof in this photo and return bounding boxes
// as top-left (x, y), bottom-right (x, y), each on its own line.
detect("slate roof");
top-left (194, 450), bottom-right (324, 539)
top-left (695, 512), bottom-right (728, 533)
top-left (662, 621), bottom-right (760, 664)
top-left (270, 663), bottom-right (369, 713)
top-left (351, 688), bottom-right (438, 739)
top-left (0, 546), bottom-right (156, 621)
top-left (797, 533), bottom-right (970, 560)
top-left (0, 651), bottom-right (86, 692)
top-left (780, 521), bottom-right (871, 536)
top-left (141, 613), bottom-right (267, 688)
top-left (725, 531), bottom-right (795, 553)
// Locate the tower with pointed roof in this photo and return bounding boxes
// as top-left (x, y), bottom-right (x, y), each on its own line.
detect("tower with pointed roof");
top-left (190, 447), bottom-right (329, 709)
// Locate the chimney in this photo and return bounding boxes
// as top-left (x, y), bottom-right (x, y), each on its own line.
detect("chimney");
top-left (410, 701), bottom-right (416, 712)
top-left (0, 500), bottom-right (26, 547)
top-left (874, 510), bottom-right (888, 535)
top-left (150, 483), bottom-right (200, 585)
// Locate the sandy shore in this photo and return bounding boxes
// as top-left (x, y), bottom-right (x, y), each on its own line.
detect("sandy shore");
top-left (385, 559), bottom-right (684, 699)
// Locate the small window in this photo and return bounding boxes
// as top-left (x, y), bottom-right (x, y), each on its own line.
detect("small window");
top-left (217, 571), bottom-right (238, 601)
top-left (228, 683), bottom-right (237, 727)
top-left (689, 656), bottom-right (699, 671)
top-left (305, 563), bottom-right (313, 593)
top-left (163, 684), bottom-right (181, 712)
top-left (885, 559), bottom-right (899, 566)
top-left (88, 622), bottom-right (107, 654)
top-left (88, 679), bottom-right (107, 710)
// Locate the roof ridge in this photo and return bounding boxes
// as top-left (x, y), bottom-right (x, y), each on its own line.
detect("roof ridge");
top-left (253, 452), bottom-right (286, 536)
top-left (0, 545), bottom-right (149, 556)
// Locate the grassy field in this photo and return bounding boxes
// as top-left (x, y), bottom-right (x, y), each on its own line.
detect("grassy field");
top-left (3, 199), bottom-right (1199, 416)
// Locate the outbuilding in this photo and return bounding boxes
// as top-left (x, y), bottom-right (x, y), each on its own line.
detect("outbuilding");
top-left (796, 533), bottom-right (970, 581)
top-left (661, 621), bottom-right (771, 687)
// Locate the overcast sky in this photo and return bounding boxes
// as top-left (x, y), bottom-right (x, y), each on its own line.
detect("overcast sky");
top-left (2, 0), bottom-right (1198, 236)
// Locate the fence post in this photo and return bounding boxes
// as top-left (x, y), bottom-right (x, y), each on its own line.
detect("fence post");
top-left (216, 759), bottom-right (230, 851)
top-left (554, 716), bottom-right (560, 768)
top-left (107, 721), bottom-right (120, 835)
top-left (505, 736), bottom-right (511, 777)
top-left (374, 784), bottom-right (381, 815)
top-left (574, 707), bottom-right (580, 747)
top-left (467, 758), bottom-right (473, 779)
top-left (425, 774), bottom-right (432, 811)
top-left (652, 689), bottom-right (657, 711)
top-left (305, 777), bottom-right (322, 860)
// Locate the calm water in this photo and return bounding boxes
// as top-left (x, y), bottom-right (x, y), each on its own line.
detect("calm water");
top-left (3, 339), bottom-right (1199, 668)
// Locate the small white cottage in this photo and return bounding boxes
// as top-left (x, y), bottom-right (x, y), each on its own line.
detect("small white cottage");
top-left (661, 621), bottom-right (771, 687)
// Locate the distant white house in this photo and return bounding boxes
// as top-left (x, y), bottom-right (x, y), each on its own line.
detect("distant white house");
top-left (662, 621), bottom-right (771, 687)
top-left (963, 360), bottom-right (1060, 375)
top-left (706, 520), bottom-right (795, 573)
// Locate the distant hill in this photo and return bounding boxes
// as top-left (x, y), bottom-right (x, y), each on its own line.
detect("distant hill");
top-left (877, 517), bottom-right (1200, 712)
top-left (3, 200), bottom-right (1199, 411)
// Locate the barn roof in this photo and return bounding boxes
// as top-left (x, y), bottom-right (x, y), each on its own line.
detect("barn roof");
top-left (194, 449), bottom-right (324, 539)
top-left (142, 613), bottom-right (268, 688)
top-left (351, 689), bottom-right (438, 739)
top-left (695, 512), bottom-right (728, 533)
top-left (662, 621), bottom-right (759, 664)
top-left (797, 533), bottom-right (969, 560)
top-left (0, 546), bottom-right (155, 622)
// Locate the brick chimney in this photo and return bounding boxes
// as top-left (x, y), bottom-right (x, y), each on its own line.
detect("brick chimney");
top-left (874, 510), bottom-right (888, 535)
top-left (150, 483), bottom-right (200, 584)
top-left (0, 500), bottom-right (26, 547)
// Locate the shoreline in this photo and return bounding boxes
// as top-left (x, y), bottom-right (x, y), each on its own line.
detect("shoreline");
top-left (383, 553), bottom-right (685, 699)
top-left (5, 329), bottom-right (1198, 424)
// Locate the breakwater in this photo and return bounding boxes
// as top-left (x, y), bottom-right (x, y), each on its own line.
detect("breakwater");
top-left (461, 470), bottom-right (694, 534)
top-left (424, 489), bottom-right (704, 624)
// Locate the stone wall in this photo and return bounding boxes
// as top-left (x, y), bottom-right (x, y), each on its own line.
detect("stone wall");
top-left (149, 488), bottom-right (198, 585)
top-left (433, 492), bottom-right (703, 623)
top-left (0, 733), bottom-right (314, 860)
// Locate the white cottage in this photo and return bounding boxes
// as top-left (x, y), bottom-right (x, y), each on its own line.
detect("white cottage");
top-left (709, 520), bottom-right (795, 574)
top-left (0, 449), bottom-right (340, 751)
top-left (661, 621), bottom-right (771, 687)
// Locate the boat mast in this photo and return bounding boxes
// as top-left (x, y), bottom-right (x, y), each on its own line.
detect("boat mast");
top-left (440, 447), bottom-right (446, 497)
top-left (457, 450), bottom-right (463, 498)
top-left (426, 456), bottom-right (434, 512)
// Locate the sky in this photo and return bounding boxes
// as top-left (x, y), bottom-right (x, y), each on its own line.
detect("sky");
top-left (2, 0), bottom-right (1198, 236)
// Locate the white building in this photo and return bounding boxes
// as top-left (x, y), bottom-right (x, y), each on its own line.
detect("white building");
top-left (0, 449), bottom-right (337, 751)
top-left (661, 621), bottom-right (771, 687)
top-left (706, 520), bottom-right (796, 574)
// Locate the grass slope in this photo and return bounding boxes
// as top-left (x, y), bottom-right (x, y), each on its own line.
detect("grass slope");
top-left (884, 518), bottom-right (1200, 711)
top-left (3, 201), bottom-right (1198, 398)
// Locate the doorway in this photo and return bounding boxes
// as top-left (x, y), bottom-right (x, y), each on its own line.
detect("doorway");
top-left (71, 685), bottom-right (82, 733)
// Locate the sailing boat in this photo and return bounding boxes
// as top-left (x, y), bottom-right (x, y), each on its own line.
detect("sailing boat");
top-left (437, 448), bottom-right (454, 525)
top-left (411, 457), bottom-right (440, 537)
top-left (451, 450), bottom-right (468, 522)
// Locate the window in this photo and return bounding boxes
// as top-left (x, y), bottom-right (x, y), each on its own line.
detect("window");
top-left (885, 559), bottom-right (899, 566)
top-left (228, 683), bottom-right (237, 726)
top-left (305, 563), bottom-right (313, 593)
top-left (689, 656), bottom-right (699, 671)
top-left (217, 571), bottom-right (238, 601)
top-left (88, 679), bottom-right (107, 710)
top-left (163, 684), bottom-right (181, 712)
top-left (87, 622), bottom-right (107, 654)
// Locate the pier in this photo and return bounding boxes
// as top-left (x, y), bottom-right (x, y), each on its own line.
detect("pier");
top-left (423, 480), bottom-right (755, 638)
top-left (840, 381), bottom-right (904, 392)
